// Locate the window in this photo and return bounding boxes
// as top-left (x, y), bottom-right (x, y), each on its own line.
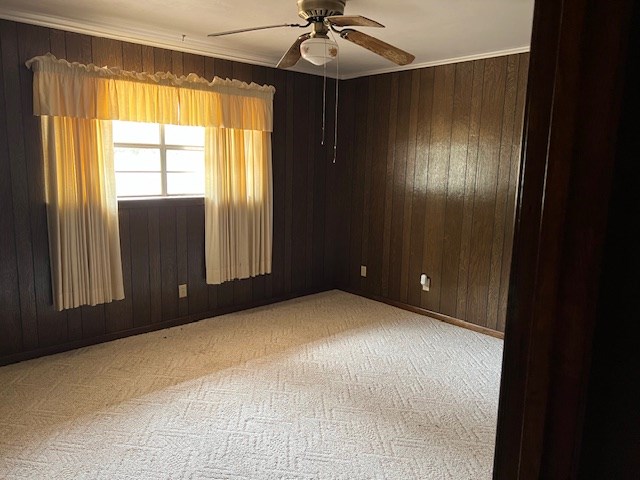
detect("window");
top-left (113, 120), bottom-right (205, 198)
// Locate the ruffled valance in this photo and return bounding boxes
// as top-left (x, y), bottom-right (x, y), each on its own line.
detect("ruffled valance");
top-left (26, 53), bottom-right (275, 132)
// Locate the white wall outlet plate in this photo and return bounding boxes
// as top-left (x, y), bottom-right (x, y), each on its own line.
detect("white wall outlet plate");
top-left (178, 284), bottom-right (188, 298)
top-left (420, 274), bottom-right (431, 291)
top-left (360, 265), bottom-right (367, 277)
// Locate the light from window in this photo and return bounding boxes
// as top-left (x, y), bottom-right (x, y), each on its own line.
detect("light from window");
top-left (113, 121), bottom-right (205, 198)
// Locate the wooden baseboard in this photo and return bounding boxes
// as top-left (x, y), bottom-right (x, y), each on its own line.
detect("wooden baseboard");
top-left (1, 286), bottom-right (502, 367)
top-left (0, 287), bottom-right (330, 367)
top-left (339, 288), bottom-right (504, 339)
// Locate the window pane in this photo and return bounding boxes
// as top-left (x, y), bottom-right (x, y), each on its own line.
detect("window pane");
top-left (167, 172), bottom-right (204, 195)
top-left (166, 149), bottom-right (205, 172)
top-left (115, 172), bottom-right (162, 197)
top-left (114, 147), bottom-right (161, 171)
top-left (164, 124), bottom-right (205, 146)
top-left (113, 120), bottom-right (160, 144)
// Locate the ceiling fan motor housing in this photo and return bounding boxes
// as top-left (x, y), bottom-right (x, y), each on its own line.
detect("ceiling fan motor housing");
top-left (297, 0), bottom-right (345, 21)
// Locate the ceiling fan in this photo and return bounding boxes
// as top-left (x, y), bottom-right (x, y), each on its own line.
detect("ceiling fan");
top-left (208, 0), bottom-right (415, 69)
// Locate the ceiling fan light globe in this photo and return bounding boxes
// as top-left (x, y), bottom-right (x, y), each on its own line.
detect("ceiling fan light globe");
top-left (300, 37), bottom-right (339, 66)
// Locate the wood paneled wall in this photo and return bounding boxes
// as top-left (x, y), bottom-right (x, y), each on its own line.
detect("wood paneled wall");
top-left (0, 20), bottom-right (337, 364)
top-left (0, 17), bottom-right (528, 364)
top-left (335, 53), bottom-right (529, 332)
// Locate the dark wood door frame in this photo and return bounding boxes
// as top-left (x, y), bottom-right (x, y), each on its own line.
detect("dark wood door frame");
top-left (494, 0), bottom-right (638, 478)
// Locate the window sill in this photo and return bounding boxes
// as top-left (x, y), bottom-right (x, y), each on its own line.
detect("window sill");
top-left (118, 196), bottom-right (204, 209)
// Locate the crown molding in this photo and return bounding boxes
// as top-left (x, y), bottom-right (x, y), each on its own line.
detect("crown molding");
top-left (0, 10), bottom-right (281, 69)
top-left (0, 10), bottom-right (530, 80)
top-left (341, 46), bottom-right (531, 80)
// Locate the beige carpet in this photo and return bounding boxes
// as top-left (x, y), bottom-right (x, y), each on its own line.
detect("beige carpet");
top-left (0, 291), bottom-right (502, 479)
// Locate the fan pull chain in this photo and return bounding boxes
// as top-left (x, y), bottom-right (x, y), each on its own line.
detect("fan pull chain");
top-left (333, 33), bottom-right (340, 164)
top-left (333, 67), bottom-right (339, 163)
top-left (321, 59), bottom-right (327, 146)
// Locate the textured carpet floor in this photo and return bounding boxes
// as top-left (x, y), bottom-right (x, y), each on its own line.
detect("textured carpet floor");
top-left (0, 291), bottom-right (503, 479)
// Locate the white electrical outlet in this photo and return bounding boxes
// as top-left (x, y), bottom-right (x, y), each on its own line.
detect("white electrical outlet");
top-left (360, 265), bottom-right (367, 277)
top-left (178, 284), bottom-right (188, 298)
top-left (420, 274), bottom-right (431, 291)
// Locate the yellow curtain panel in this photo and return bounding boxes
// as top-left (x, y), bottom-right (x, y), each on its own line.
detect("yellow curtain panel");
top-left (41, 116), bottom-right (124, 309)
top-left (205, 127), bottom-right (273, 284)
top-left (26, 54), bottom-right (275, 309)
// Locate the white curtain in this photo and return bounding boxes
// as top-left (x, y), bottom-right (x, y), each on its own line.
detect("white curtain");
top-left (205, 127), bottom-right (273, 284)
top-left (41, 116), bottom-right (124, 310)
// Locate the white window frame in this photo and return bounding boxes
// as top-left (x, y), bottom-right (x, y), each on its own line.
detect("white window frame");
top-left (114, 123), bottom-right (205, 198)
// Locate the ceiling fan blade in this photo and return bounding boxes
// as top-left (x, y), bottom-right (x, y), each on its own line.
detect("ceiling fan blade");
top-left (208, 23), bottom-right (305, 37)
top-left (277, 33), bottom-right (311, 69)
top-left (339, 29), bottom-right (415, 66)
top-left (326, 15), bottom-right (384, 28)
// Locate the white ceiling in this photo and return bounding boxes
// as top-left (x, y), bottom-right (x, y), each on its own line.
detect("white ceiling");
top-left (0, 0), bottom-right (534, 79)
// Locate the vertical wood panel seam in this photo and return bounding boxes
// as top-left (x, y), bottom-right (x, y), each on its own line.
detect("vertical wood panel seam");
top-left (0, 30), bottom-right (22, 343)
top-left (10, 24), bottom-right (35, 343)
top-left (360, 76), bottom-right (376, 288)
top-left (437, 65), bottom-right (458, 309)
top-left (484, 59), bottom-right (510, 327)
top-left (400, 71), bottom-right (421, 302)
top-left (20, 25), bottom-right (46, 345)
top-left (0, 27), bottom-right (24, 351)
top-left (454, 64), bottom-right (471, 312)
top-left (457, 62), bottom-right (478, 318)
top-left (390, 73), bottom-right (411, 300)
top-left (128, 205), bottom-right (135, 322)
top-left (463, 60), bottom-right (487, 321)
top-left (381, 74), bottom-right (398, 296)
top-left (420, 67), bottom-right (438, 275)
top-left (405, 74), bottom-right (420, 305)
top-left (496, 57), bottom-right (522, 328)
top-left (147, 203), bottom-right (154, 318)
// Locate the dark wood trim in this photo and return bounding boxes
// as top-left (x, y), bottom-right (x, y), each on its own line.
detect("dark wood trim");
top-left (493, 0), bottom-right (637, 478)
top-left (341, 288), bottom-right (504, 339)
top-left (0, 287), bottom-right (330, 367)
top-left (577, 10), bottom-right (640, 472)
